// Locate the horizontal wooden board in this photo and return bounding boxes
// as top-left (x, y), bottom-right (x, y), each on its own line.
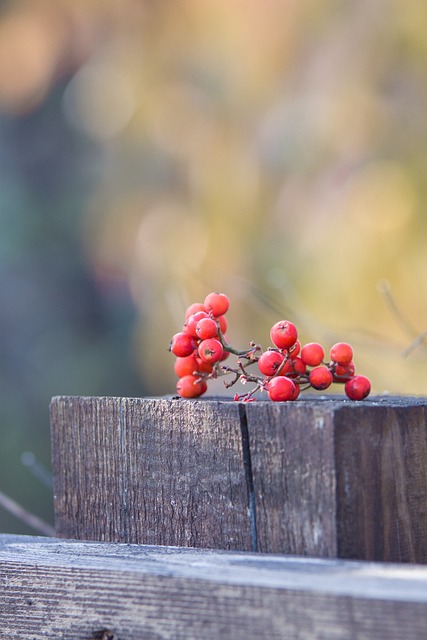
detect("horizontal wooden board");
top-left (2, 534), bottom-right (427, 639)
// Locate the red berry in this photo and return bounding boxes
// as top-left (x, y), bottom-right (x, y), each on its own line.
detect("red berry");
top-left (330, 342), bottom-right (353, 366)
top-left (204, 292), bottom-right (230, 317)
top-left (301, 342), bottom-right (324, 367)
top-left (290, 356), bottom-right (307, 377)
top-left (333, 361), bottom-right (355, 382)
top-left (196, 317), bottom-right (218, 340)
top-left (176, 374), bottom-right (207, 398)
top-left (258, 350), bottom-right (285, 376)
top-left (309, 366), bottom-right (333, 390)
top-left (281, 356), bottom-right (306, 377)
top-left (291, 382), bottom-right (301, 400)
top-left (170, 332), bottom-right (197, 357)
top-left (345, 375), bottom-right (371, 400)
top-left (289, 340), bottom-right (301, 359)
top-left (267, 376), bottom-right (297, 402)
top-left (270, 320), bottom-right (298, 350)
top-left (198, 338), bottom-right (224, 363)
top-left (185, 302), bottom-right (207, 319)
top-left (184, 311), bottom-right (209, 337)
top-left (217, 314), bottom-right (227, 334)
top-left (196, 357), bottom-right (214, 374)
top-left (174, 354), bottom-right (200, 377)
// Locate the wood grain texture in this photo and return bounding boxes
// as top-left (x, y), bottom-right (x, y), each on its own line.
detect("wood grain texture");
top-left (2, 534), bottom-right (427, 639)
top-left (51, 395), bottom-right (427, 561)
top-left (335, 401), bottom-right (427, 562)
top-left (51, 396), bottom-right (252, 549)
top-left (246, 401), bottom-right (337, 556)
top-left (247, 396), bottom-right (427, 562)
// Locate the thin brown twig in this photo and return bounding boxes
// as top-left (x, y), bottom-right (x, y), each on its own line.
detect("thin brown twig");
top-left (377, 279), bottom-right (427, 357)
top-left (0, 489), bottom-right (55, 536)
top-left (402, 329), bottom-right (427, 358)
top-left (377, 279), bottom-right (419, 338)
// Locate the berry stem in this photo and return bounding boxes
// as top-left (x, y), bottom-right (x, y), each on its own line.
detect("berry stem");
top-left (217, 327), bottom-right (260, 360)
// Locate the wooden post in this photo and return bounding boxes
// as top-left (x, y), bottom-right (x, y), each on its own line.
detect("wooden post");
top-left (50, 395), bottom-right (427, 562)
top-left (2, 534), bottom-right (427, 639)
top-left (50, 396), bottom-right (253, 550)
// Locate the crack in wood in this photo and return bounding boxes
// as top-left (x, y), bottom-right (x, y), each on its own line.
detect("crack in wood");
top-left (238, 404), bottom-right (258, 552)
top-left (119, 398), bottom-right (128, 541)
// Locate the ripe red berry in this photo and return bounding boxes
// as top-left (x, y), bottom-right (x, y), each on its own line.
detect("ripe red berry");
top-left (309, 366), bottom-right (333, 390)
top-left (196, 357), bottom-right (214, 374)
top-left (196, 317), bottom-right (218, 340)
top-left (345, 375), bottom-right (371, 400)
top-left (176, 374), bottom-right (207, 398)
top-left (185, 302), bottom-right (207, 319)
top-left (267, 376), bottom-right (297, 402)
top-left (170, 332), bottom-right (197, 357)
top-left (301, 342), bottom-right (325, 367)
top-left (198, 338), bottom-right (224, 363)
top-left (184, 311), bottom-right (209, 337)
top-left (270, 321), bottom-right (298, 350)
top-left (333, 361), bottom-right (355, 382)
top-left (217, 314), bottom-right (227, 334)
top-left (289, 340), bottom-right (301, 359)
top-left (174, 354), bottom-right (200, 377)
top-left (289, 356), bottom-right (307, 377)
top-left (330, 342), bottom-right (353, 366)
top-left (281, 356), bottom-right (307, 377)
top-left (291, 382), bottom-right (301, 400)
top-left (258, 350), bottom-right (285, 376)
top-left (204, 292), bottom-right (230, 317)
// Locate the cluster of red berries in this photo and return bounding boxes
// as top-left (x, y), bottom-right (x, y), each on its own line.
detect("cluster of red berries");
top-left (169, 292), bottom-right (371, 402)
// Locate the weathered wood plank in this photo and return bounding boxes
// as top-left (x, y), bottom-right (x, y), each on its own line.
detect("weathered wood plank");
top-left (247, 396), bottom-right (427, 562)
top-left (246, 401), bottom-right (337, 556)
top-left (51, 396), bottom-right (252, 549)
top-left (334, 402), bottom-right (427, 562)
top-left (51, 395), bottom-right (427, 562)
top-left (2, 534), bottom-right (427, 639)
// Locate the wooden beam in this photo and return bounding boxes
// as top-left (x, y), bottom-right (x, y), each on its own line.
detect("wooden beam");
top-left (2, 534), bottom-right (427, 639)
top-left (50, 395), bottom-right (427, 562)
top-left (51, 396), bottom-right (252, 550)
top-left (246, 396), bottom-right (427, 560)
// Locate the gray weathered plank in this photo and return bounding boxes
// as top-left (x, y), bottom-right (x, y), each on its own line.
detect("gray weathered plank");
top-left (247, 396), bottom-right (427, 562)
top-left (334, 401), bottom-right (427, 562)
top-left (246, 401), bottom-right (337, 556)
top-left (50, 395), bottom-right (427, 562)
top-left (51, 396), bottom-right (252, 549)
top-left (2, 534), bottom-right (427, 639)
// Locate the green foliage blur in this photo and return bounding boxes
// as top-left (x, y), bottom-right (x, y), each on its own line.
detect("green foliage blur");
top-left (1, 0), bottom-right (427, 533)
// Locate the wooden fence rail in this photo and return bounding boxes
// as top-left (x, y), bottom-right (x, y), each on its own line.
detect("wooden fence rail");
top-left (50, 395), bottom-right (427, 562)
top-left (2, 534), bottom-right (427, 639)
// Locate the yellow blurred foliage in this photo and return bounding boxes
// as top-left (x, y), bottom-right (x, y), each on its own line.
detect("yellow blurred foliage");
top-left (2, 0), bottom-right (427, 395)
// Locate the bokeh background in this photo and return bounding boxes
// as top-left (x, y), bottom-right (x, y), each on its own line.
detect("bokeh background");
top-left (1, 0), bottom-right (427, 533)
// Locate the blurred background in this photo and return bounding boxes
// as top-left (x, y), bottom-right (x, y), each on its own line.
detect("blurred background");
top-left (1, 0), bottom-right (427, 533)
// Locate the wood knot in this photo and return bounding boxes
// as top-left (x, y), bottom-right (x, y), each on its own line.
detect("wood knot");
top-left (93, 630), bottom-right (116, 640)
